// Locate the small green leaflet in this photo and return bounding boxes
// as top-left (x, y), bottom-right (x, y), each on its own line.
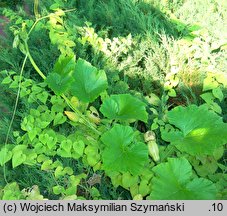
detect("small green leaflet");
top-left (71, 58), bottom-right (108, 103)
top-left (200, 92), bottom-right (215, 104)
top-left (212, 87), bottom-right (224, 102)
top-left (149, 158), bottom-right (216, 199)
top-left (72, 140), bottom-right (85, 159)
top-left (2, 182), bottom-right (23, 200)
top-left (41, 160), bottom-right (53, 171)
top-left (1, 76), bottom-right (12, 84)
top-left (101, 124), bottom-right (148, 175)
top-left (57, 139), bottom-right (72, 158)
top-left (12, 151), bottom-right (26, 168)
top-left (53, 112), bottom-right (67, 126)
top-left (36, 91), bottom-right (49, 104)
top-left (0, 148), bottom-right (12, 166)
top-left (203, 76), bottom-right (219, 91)
top-left (53, 185), bottom-right (65, 195)
top-left (12, 145), bottom-right (27, 168)
top-left (161, 105), bottom-right (227, 155)
top-left (100, 94), bottom-right (148, 123)
top-left (28, 129), bottom-right (37, 141)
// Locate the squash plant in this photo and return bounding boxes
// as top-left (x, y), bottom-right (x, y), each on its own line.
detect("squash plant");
top-left (0, 1), bottom-right (226, 200)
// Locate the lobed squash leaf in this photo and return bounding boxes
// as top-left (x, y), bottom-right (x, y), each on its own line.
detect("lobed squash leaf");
top-left (100, 94), bottom-right (148, 123)
top-left (71, 58), bottom-right (108, 103)
top-left (52, 55), bottom-right (76, 76)
top-left (45, 55), bottom-right (75, 95)
top-left (150, 158), bottom-right (216, 199)
top-left (161, 105), bottom-right (227, 155)
top-left (101, 124), bottom-right (148, 175)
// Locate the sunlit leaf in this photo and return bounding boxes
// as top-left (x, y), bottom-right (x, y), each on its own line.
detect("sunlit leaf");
top-left (53, 185), bottom-right (65, 195)
top-left (1, 76), bottom-right (12, 84)
top-left (161, 105), bottom-right (227, 155)
top-left (200, 92), bottom-right (215, 104)
top-left (203, 76), bottom-right (218, 91)
top-left (12, 151), bottom-right (26, 168)
top-left (212, 87), bottom-right (223, 102)
top-left (0, 148), bottom-right (12, 166)
top-left (72, 140), bottom-right (85, 159)
top-left (150, 158), bottom-right (216, 199)
top-left (2, 182), bottom-right (23, 200)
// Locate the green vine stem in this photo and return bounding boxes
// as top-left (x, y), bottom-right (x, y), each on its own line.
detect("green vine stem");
top-left (3, 54), bottom-right (28, 184)
top-left (34, 0), bottom-right (39, 19)
top-left (27, 8), bottom-right (77, 36)
top-left (24, 9), bottom-right (101, 136)
top-left (25, 43), bottom-right (46, 79)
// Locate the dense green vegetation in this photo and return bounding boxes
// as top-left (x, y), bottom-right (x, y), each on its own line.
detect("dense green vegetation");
top-left (0, 0), bottom-right (226, 200)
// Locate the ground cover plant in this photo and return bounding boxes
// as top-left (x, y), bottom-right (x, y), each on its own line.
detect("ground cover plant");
top-left (0, 0), bottom-right (226, 200)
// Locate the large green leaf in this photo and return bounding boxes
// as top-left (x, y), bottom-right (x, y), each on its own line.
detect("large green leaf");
top-left (101, 125), bottom-right (148, 175)
top-left (46, 73), bottom-right (70, 95)
top-left (71, 59), bottom-right (108, 103)
top-left (52, 55), bottom-right (76, 76)
top-left (100, 94), bottom-right (148, 123)
top-left (161, 105), bottom-right (227, 155)
top-left (150, 158), bottom-right (216, 200)
top-left (46, 55), bottom-right (75, 95)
